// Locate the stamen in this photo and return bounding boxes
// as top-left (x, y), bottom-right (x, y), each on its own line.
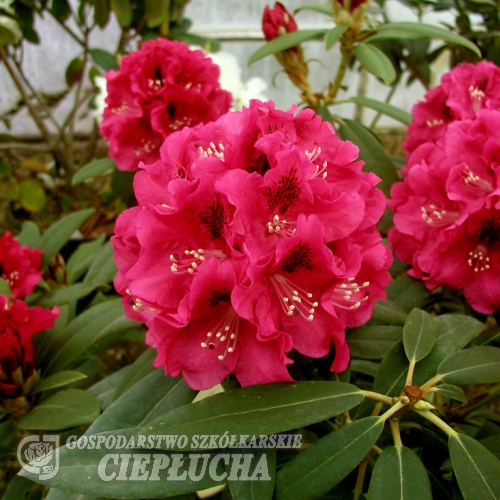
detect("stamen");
top-left (147, 78), bottom-right (163, 92)
top-left (467, 244), bottom-right (490, 272)
top-left (425, 118), bottom-right (444, 127)
top-left (309, 161), bottom-right (328, 180)
top-left (130, 297), bottom-right (157, 314)
top-left (461, 165), bottom-right (494, 193)
top-left (271, 274), bottom-right (317, 321)
top-left (1, 270), bottom-right (18, 287)
top-left (197, 141), bottom-right (225, 161)
top-left (200, 308), bottom-right (239, 361)
top-left (169, 248), bottom-right (227, 274)
top-left (469, 85), bottom-right (485, 112)
top-left (331, 278), bottom-right (371, 310)
top-left (421, 205), bottom-right (459, 227)
top-left (133, 138), bottom-right (161, 156)
top-left (266, 214), bottom-right (297, 237)
top-left (305, 145), bottom-right (322, 163)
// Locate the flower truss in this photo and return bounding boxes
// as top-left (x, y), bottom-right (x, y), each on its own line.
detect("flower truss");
top-left (112, 100), bottom-right (392, 390)
top-left (389, 61), bottom-right (500, 314)
top-left (100, 39), bottom-right (232, 172)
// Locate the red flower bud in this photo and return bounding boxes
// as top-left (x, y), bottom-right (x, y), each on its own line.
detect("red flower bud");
top-left (262, 2), bottom-right (297, 41)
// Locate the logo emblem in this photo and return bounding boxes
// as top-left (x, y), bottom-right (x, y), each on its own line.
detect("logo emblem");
top-left (17, 435), bottom-right (59, 480)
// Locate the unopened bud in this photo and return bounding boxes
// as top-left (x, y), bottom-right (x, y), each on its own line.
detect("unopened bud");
top-left (413, 400), bottom-right (437, 411)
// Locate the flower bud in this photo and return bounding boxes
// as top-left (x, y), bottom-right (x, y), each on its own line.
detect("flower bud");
top-left (262, 2), bottom-right (298, 41)
top-left (331, 0), bottom-right (370, 33)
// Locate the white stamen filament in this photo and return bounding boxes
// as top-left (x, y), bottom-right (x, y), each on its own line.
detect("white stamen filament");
top-left (271, 274), bottom-right (317, 321)
top-left (170, 248), bottom-right (228, 274)
top-left (421, 205), bottom-right (459, 227)
top-left (467, 244), bottom-right (490, 272)
top-left (461, 165), bottom-right (494, 193)
top-left (197, 141), bottom-right (226, 161)
top-left (267, 215), bottom-right (297, 237)
top-left (200, 308), bottom-right (239, 361)
top-left (469, 85), bottom-right (485, 112)
top-left (331, 278), bottom-right (371, 310)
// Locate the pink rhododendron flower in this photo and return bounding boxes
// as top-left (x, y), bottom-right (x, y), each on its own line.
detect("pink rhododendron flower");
top-left (100, 39), bottom-right (232, 172)
top-left (0, 232), bottom-right (42, 299)
top-left (390, 101), bottom-right (500, 314)
top-left (112, 100), bottom-right (391, 390)
top-left (404, 61), bottom-right (500, 156)
top-left (0, 296), bottom-right (58, 405)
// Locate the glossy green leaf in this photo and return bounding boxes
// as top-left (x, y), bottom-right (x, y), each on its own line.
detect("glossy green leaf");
top-left (110, 0), bottom-right (132, 27)
top-left (65, 56), bottom-right (84, 87)
top-left (90, 48), bottom-right (118, 71)
top-left (371, 22), bottom-right (481, 58)
top-left (67, 234), bottom-right (106, 282)
top-left (249, 29), bottom-right (327, 64)
top-left (21, 449), bottom-right (226, 498)
top-left (432, 384), bottom-right (467, 403)
top-left (100, 382), bottom-right (363, 451)
top-left (36, 282), bottom-right (101, 308)
top-left (33, 371), bottom-right (87, 394)
top-left (275, 417), bottom-right (384, 500)
top-left (438, 346), bottom-right (500, 384)
top-left (18, 389), bottom-right (100, 430)
top-left (337, 120), bottom-right (399, 196)
top-left (19, 179), bottom-right (46, 213)
top-left (355, 43), bottom-right (396, 84)
top-left (449, 433), bottom-right (500, 499)
top-left (72, 158), bottom-right (115, 186)
top-left (371, 300), bottom-right (407, 326)
top-left (84, 241), bottom-right (116, 286)
top-left (51, 0), bottom-right (71, 21)
top-left (325, 25), bottom-right (348, 50)
top-left (349, 96), bottom-right (411, 125)
top-left (87, 372), bottom-right (194, 434)
top-left (413, 315), bottom-right (483, 385)
top-left (37, 209), bottom-right (95, 267)
top-left (94, 0), bottom-right (110, 28)
top-left (347, 326), bottom-right (402, 359)
top-left (16, 220), bottom-right (41, 247)
top-left (368, 446), bottom-right (432, 499)
top-left (294, 4), bottom-right (332, 16)
top-left (44, 298), bottom-right (126, 374)
top-left (386, 274), bottom-right (431, 313)
top-left (145, 0), bottom-right (170, 28)
top-left (373, 339), bottom-right (408, 397)
top-left (403, 309), bottom-right (437, 363)
top-left (46, 488), bottom-right (108, 500)
top-left (88, 366), bottom-right (130, 411)
top-left (114, 348), bottom-right (157, 398)
top-left (351, 359), bottom-right (380, 377)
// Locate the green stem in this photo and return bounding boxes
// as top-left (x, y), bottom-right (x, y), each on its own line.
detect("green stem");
top-left (405, 360), bottom-right (416, 387)
top-left (353, 458), bottom-right (368, 500)
top-left (370, 76), bottom-right (400, 129)
top-left (362, 390), bottom-right (394, 406)
top-left (390, 418), bottom-right (403, 448)
top-left (417, 410), bottom-right (458, 438)
top-left (421, 374), bottom-right (442, 390)
top-left (46, 8), bottom-right (85, 46)
top-left (325, 38), bottom-right (355, 105)
top-left (380, 401), bottom-right (405, 422)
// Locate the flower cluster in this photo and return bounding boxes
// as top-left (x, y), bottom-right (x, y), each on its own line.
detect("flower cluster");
top-left (0, 233), bottom-right (58, 415)
top-left (112, 100), bottom-right (392, 390)
top-left (100, 39), bottom-right (232, 172)
top-left (389, 61), bottom-right (500, 314)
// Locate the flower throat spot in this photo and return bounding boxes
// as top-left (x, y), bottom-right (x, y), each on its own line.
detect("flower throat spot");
top-left (266, 168), bottom-right (301, 215)
top-left (280, 242), bottom-right (313, 274)
top-left (199, 193), bottom-right (228, 240)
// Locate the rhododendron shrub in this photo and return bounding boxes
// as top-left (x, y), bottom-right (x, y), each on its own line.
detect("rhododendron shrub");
top-left (390, 62), bottom-right (500, 314)
top-left (112, 100), bottom-right (392, 390)
top-left (100, 39), bottom-right (232, 172)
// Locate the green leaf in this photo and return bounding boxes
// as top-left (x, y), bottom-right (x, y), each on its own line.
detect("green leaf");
top-left (44, 298), bottom-right (126, 375)
top-left (403, 309), bottom-right (437, 363)
top-left (103, 382), bottom-right (364, 451)
top-left (449, 433), bottom-right (500, 499)
top-left (337, 120), bottom-right (399, 196)
top-left (84, 241), bottom-right (116, 287)
top-left (275, 417), bottom-right (384, 500)
top-left (88, 366), bottom-right (130, 411)
top-left (432, 384), bottom-right (467, 403)
top-left (347, 325), bottom-right (402, 359)
top-left (373, 339), bottom-right (408, 397)
top-left (0, 278), bottom-right (11, 298)
top-left (386, 274), bottom-right (431, 313)
top-left (17, 389), bottom-right (101, 430)
top-left (371, 300), bottom-right (407, 326)
top-left (110, 0), bottom-right (132, 27)
top-left (16, 220), bottom-right (41, 247)
top-left (51, 0), bottom-right (71, 21)
top-left (21, 450), bottom-right (226, 498)
top-left (349, 96), bottom-right (412, 125)
top-left (372, 22), bottom-right (481, 58)
top-left (248, 29), bottom-right (327, 65)
top-left (367, 446), bottom-right (432, 499)
top-left (89, 48), bottom-right (118, 71)
top-left (36, 282), bottom-right (101, 308)
top-left (325, 25), bottom-right (348, 50)
top-left (72, 158), bottom-right (115, 186)
top-left (46, 488), bottom-right (109, 500)
top-left (87, 372), bottom-right (195, 434)
top-left (19, 179), bottom-right (46, 213)
top-left (114, 348), bottom-right (157, 398)
top-left (355, 43), bottom-right (397, 85)
top-left (294, 4), bottom-right (332, 16)
top-left (413, 314), bottom-right (483, 385)
top-left (94, 0), bottom-right (110, 28)
top-left (67, 234), bottom-right (106, 283)
top-left (144, 0), bottom-right (170, 28)
top-left (37, 209), bottom-right (95, 268)
top-left (33, 371), bottom-right (88, 394)
top-left (2, 476), bottom-right (37, 500)
top-left (437, 346), bottom-right (500, 385)
top-left (65, 56), bottom-right (84, 87)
